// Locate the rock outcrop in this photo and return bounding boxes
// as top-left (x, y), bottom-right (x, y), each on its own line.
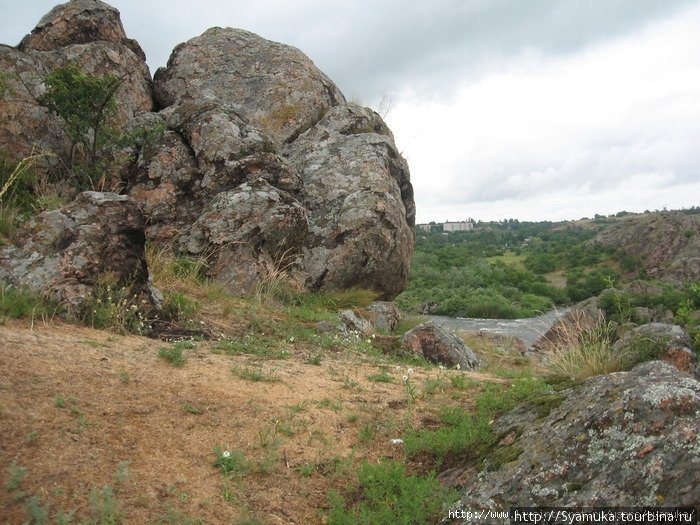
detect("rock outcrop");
top-left (285, 104), bottom-right (415, 297)
top-left (402, 322), bottom-right (480, 369)
top-left (153, 27), bottom-right (344, 145)
top-left (613, 323), bottom-right (698, 377)
top-left (0, 0), bottom-right (153, 164)
top-left (446, 361), bottom-right (700, 523)
top-left (0, 192), bottom-right (158, 312)
top-left (532, 298), bottom-right (603, 353)
top-left (0, 0), bottom-right (415, 300)
top-left (594, 212), bottom-right (700, 282)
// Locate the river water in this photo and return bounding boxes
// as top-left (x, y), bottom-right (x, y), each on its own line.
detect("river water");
top-left (428, 308), bottom-right (568, 348)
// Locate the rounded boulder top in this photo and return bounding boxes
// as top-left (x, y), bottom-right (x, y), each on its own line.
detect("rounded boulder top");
top-left (153, 27), bottom-right (346, 145)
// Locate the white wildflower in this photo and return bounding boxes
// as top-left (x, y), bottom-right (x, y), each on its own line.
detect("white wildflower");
top-left (222, 450), bottom-right (231, 458)
top-left (407, 368), bottom-right (414, 375)
top-left (456, 364), bottom-right (461, 370)
top-left (402, 375), bottom-right (408, 382)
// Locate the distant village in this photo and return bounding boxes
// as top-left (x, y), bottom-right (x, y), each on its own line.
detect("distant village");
top-left (417, 219), bottom-right (476, 232)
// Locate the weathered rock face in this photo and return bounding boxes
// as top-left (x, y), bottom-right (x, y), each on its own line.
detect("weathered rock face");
top-left (0, 192), bottom-right (158, 311)
top-left (176, 180), bottom-right (309, 294)
top-left (153, 27), bottom-right (345, 145)
top-left (0, 0), bottom-right (153, 164)
top-left (366, 301), bottom-right (401, 333)
top-left (338, 309), bottom-right (373, 336)
top-left (447, 362), bottom-right (700, 521)
top-left (613, 323), bottom-right (698, 377)
top-left (532, 298), bottom-right (603, 353)
top-left (19, 0), bottom-right (135, 53)
top-left (1, 2), bottom-right (415, 300)
top-left (594, 212), bottom-right (700, 282)
top-left (402, 322), bottom-right (480, 369)
top-left (286, 104), bottom-right (415, 298)
top-left (142, 36), bottom-right (413, 298)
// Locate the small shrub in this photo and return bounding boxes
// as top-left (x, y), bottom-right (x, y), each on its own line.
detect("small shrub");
top-left (213, 447), bottom-right (248, 478)
top-left (158, 341), bottom-right (191, 367)
top-left (231, 365), bottom-right (280, 382)
top-left (327, 461), bottom-right (455, 525)
top-left (24, 495), bottom-right (50, 524)
top-left (215, 336), bottom-right (289, 360)
top-left (367, 371), bottom-right (393, 383)
top-left (162, 290), bottom-right (200, 319)
top-left (547, 321), bottom-right (621, 379)
top-left (618, 335), bottom-right (668, 371)
top-left (82, 273), bottom-right (151, 335)
top-left (87, 485), bottom-right (123, 524)
top-left (297, 463), bottom-right (315, 477)
top-left (358, 424), bottom-right (375, 443)
top-left (5, 461), bottom-right (27, 491)
top-left (0, 283), bottom-right (56, 319)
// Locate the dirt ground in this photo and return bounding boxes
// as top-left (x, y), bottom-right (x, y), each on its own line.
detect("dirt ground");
top-left (0, 319), bottom-right (494, 524)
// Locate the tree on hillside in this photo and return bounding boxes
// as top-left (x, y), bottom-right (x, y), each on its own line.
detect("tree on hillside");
top-left (37, 64), bottom-right (124, 188)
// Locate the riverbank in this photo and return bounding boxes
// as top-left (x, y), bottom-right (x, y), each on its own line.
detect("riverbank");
top-left (429, 308), bottom-right (569, 347)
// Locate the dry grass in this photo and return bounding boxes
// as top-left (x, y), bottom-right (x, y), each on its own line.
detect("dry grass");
top-left (544, 314), bottom-right (622, 379)
top-left (0, 318), bottom-right (494, 524)
top-left (460, 331), bottom-right (540, 376)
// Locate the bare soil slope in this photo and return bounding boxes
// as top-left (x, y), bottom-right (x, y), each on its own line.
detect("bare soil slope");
top-left (0, 320), bottom-right (491, 524)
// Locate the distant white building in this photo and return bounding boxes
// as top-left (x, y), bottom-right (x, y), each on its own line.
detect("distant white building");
top-left (417, 224), bottom-right (433, 232)
top-left (443, 220), bottom-right (474, 232)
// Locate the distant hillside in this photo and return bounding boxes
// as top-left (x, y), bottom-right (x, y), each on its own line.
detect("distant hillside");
top-left (593, 211), bottom-right (700, 282)
top-left (397, 208), bottom-right (699, 319)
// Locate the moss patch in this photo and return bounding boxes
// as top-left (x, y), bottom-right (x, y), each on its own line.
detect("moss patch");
top-left (520, 391), bottom-right (567, 419)
top-left (478, 443), bottom-right (525, 472)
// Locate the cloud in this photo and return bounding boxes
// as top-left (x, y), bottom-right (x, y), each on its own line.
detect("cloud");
top-left (388, 2), bottom-right (700, 221)
top-left (1, 0), bottom-right (698, 222)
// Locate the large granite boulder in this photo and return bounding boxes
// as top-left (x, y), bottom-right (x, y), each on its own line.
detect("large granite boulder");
top-left (402, 322), bottom-right (480, 369)
top-left (153, 27), bottom-right (345, 145)
top-left (446, 361), bottom-right (700, 523)
top-left (1, 2), bottom-right (416, 300)
top-left (286, 104), bottom-right (415, 298)
top-left (176, 180), bottom-right (309, 294)
top-left (0, 192), bottom-right (158, 311)
top-left (0, 0), bottom-right (153, 165)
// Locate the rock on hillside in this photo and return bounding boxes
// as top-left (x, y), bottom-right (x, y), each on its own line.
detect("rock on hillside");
top-left (446, 361), bottom-right (700, 523)
top-left (285, 104), bottom-right (415, 296)
top-left (0, 0), bottom-right (415, 300)
top-left (153, 27), bottom-right (345, 145)
top-left (0, 192), bottom-right (159, 312)
top-left (594, 212), bottom-right (700, 282)
top-left (0, 0), bottom-right (153, 164)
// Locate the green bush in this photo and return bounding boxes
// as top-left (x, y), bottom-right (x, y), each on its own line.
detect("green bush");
top-left (158, 341), bottom-right (192, 367)
top-left (0, 283), bottom-right (57, 318)
top-left (327, 461), bottom-right (454, 525)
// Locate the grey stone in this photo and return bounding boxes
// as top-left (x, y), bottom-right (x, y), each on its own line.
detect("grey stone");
top-left (446, 361), bottom-right (700, 523)
top-left (613, 323), bottom-right (697, 377)
top-left (366, 301), bottom-right (401, 332)
top-left (338, 309), bottom-right (373, 336)
top-left (0, 192), bottom-right (159, 312)
top-left (176, 180), bottom-right (309, 294)
top-left (154, 27), bottom-right (345, 145)
top-left (285, 103), bottom-right (415, 299)
top-left (402, 322), bottom-right (480, 369)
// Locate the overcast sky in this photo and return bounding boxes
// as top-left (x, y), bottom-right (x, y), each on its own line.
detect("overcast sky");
top-left (2, 0), bottom-right (699, 222)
